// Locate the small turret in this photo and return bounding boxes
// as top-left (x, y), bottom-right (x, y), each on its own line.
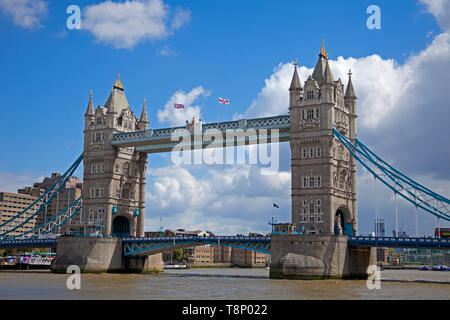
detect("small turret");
top-left (85, 90), bottom-right (94, 116)
top-left (321, 60), bottom-right (334, 85)
top-left (320, 59), bottom-right (335, 103)
top-left (344, 69), bottom-right (356, 100)
top-left (84, 90), bottom-right (95, 128)
top-left (289, 59), bottom-right (303, 108)
top-left (138, 98), bottom-right (149, 130)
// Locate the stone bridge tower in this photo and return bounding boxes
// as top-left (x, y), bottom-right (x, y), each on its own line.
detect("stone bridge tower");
top-left (83, 76), bottom-right (148, 237)
top-left (289, 44), bottom-right (358, 236)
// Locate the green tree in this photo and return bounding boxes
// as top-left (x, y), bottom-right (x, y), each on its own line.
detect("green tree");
top-left (172, 249), bottom-right (183, 261)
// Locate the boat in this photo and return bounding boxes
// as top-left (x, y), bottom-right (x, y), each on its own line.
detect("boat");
top-left (164, 263), bottom-right (189, 269)
top-left (432, 265), bottom-right (449, 271)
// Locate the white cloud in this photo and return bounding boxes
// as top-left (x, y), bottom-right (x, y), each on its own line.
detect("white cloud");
top-left (158, 44), bottom-right (178, 57)
top-left (157, 86), bottom-right (210, 126)
top-left (0, 0), bottom-right (47, 29)
top-left (145, 165), bottom-right (291, 234)
top-left (419, 0), bottom-right (450, 31)
top-left (83, 0), bottom-right (191, 49)
top-left (0, 171), bottom-right (43, 193)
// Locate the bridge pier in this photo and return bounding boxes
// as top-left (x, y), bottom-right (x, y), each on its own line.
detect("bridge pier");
top-left (269, 234), bottom-right (376, 279)
top-left (51, 236), bottom-right (164, 273)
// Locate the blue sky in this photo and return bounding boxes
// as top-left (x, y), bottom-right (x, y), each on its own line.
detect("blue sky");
top-left (0, 0), bottom-right (449, 236)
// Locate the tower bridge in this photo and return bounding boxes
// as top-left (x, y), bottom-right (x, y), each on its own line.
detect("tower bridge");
top-left (1, 44), bottom-right (449, 278)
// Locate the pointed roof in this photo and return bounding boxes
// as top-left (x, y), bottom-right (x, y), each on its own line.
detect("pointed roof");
top-left (345, 69), bottom-right (356, 98)
top-left (85, 90), bottom-right (94, 116)
top-left (289, 59), bottom-right (302, 91)
top-left (139, 98), bottom-right (149, 124)
top-left (312, 41), bottom-right (329, 83)
top-left (105, 75), bottom-right (130, 114)
top-left (321, 60), bottom-right (334, 85)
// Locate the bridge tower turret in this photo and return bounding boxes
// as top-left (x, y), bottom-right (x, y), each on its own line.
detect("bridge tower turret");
top-left (82, 75), bottom-right (148, 237)
top-left (289, 44), bottom-right (358, 236)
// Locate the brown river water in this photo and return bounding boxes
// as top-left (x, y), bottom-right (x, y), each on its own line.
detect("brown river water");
top-left (0, 268), bottom-right (448, 300)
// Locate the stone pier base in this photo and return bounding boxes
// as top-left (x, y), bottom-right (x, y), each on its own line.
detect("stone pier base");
top-left (269, 234), bottom-right (376, 279)
top-left (51, 236), bottom-right (164, 273)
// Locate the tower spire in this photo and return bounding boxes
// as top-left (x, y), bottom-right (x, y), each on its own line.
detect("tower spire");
top-left (320, 40), bottom-right (328, 59)
top-left (289, 58), bottom-right (302, 91)
top-left (312, 41), bottom-right (329, 83)
top-left (345, 69), bottom-right (356, 98)
top-left (85, 90), bottom-right (94, 116)
top-left (114, 73), bottom-right (124, 91)
top-left (138, 98), bottom-right (149, 130)
top-left (321, 59), bottom-right (334, 85)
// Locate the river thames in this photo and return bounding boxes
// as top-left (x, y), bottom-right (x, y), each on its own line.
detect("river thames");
top-left (0, 268), bottom-right (449, 299)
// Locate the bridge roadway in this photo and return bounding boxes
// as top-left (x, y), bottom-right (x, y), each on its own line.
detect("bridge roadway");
top-left (0, 236), bottom-right (449, 255)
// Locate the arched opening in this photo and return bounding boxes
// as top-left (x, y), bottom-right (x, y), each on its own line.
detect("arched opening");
top-left (112, 216), bottom-right (130, 237)
top-left (334, 208), bottom-right (354, 236)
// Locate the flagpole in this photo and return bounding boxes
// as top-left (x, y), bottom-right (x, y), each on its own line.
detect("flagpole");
top-left (217, 99), bottom-right (220, 124)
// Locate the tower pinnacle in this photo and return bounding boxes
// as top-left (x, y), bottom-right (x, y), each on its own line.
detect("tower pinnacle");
top-left (289, 58), bottom-right (302, 91)
top-left (345, 69), bottom-right (356, 98)
top-left (114, 73), bottom-right (124, 91)
top-left (85, 90), bottom-right (94, 116)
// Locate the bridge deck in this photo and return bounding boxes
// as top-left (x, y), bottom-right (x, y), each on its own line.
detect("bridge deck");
top-left (1, 236), bottom-right (448, 252)
top-left (348, 236), bottom-right (450, 249)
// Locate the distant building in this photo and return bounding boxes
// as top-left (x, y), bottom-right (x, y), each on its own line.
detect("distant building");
top-left (19, 173), bottom-right (82, 234)
top-left (273, 223), bottom-right (297, 234)
top-left (0, 191), bottom-right (41, 238)
top-left (163, 229), bottom-right (213, 237)
top-left (402, 248), bottom-right (449, 266)
top-left (393, 230), bottom-right (409, 238)
top-left (374, 219), bottom-right (385, 237)
top-left (155, 229), bottom-right (270, 267)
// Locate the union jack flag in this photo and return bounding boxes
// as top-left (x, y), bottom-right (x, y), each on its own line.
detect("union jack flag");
top-left (174, 103), bottom-right (184, 109)
top-left (218, 97), bottom-right (230, 104)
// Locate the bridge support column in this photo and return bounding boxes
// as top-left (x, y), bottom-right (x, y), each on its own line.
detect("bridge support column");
top-left (51, 236), bottom-right (163, 273)
top-left (269, 234), bottom-right (376, 279)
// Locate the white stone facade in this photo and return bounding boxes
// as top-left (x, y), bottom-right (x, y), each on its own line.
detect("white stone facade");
top-left (83, 78), bottom-right (148, 237)
top-left (289, 46), bottom-right (358, 236)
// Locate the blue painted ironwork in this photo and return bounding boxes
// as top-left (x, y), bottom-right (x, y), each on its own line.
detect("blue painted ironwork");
top-left (122, 236), bottom-right (272, 256)
top-left (0, 154), bottom-right (84, 237)
top-left (333, 128), bottom-right (450, 222)
top-left (0, 238), bottom-right (57, 249)
top-left (11, 196), bottom-right (83, 240)
top-left (348, 236), bottom-right (450, 249)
